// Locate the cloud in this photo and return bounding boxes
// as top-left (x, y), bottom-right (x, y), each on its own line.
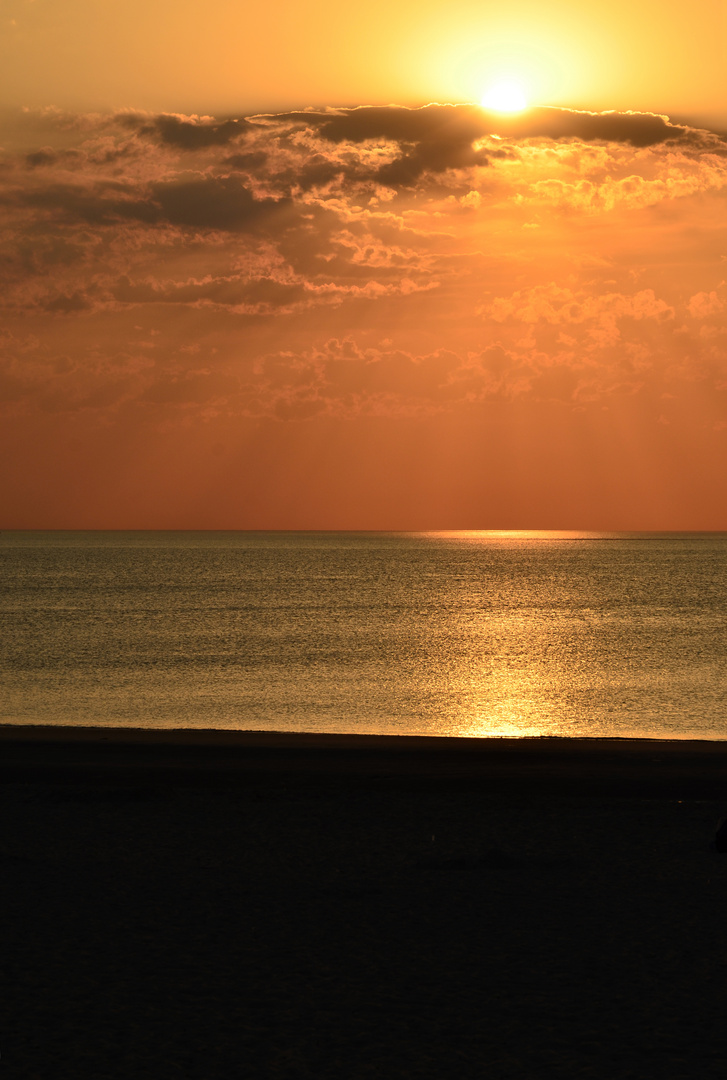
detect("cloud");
top-left (2, 101), bottom-right (727, 429)
top-left (306, 104), bottom-right (493, 185)
top-left (120, 112), bottom-right (254, 150)
top-left (225, 151), bottom-right (269, 171)
top-left (489, 106), bottom-right (687, 147)
top-left (688, 289), bottom-right (724, 317)
top-left (150, 176), bottom-right (292, 231)
top-left (486, 285), bottom-right (674, 328)
top-left (4, 174), bottom-right (292, 232)
top-left (282, 104), bottom-right (695, 188)
top-left (8, 181), bottom-right (160, 226)
top-left (41, 291), bottom-right (91, 314)
top-left (25, 149), bottom-right (59, 168)
top-left (310, 103), bottom-right (688, 148)
top-left (112, 272), bottom-right (308, 313)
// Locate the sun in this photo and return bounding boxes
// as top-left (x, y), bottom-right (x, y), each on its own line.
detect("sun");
top-left (481, 80), bottom-right (528, 113)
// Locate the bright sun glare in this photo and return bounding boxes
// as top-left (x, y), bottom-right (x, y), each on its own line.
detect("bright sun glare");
top-left (481, 80), bottom-right (528, 112)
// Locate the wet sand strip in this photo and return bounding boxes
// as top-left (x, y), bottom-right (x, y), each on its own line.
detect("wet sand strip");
top-left (2, 724), bottom-right (727, 798)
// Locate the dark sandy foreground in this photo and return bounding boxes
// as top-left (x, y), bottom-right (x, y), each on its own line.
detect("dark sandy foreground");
top-left (2, 727), bottom-right (727, 1079)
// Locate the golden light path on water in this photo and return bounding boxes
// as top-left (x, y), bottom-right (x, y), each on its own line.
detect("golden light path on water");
top-left (430, 541), bottom-right (557, 738)
top-left (414, 530), bottom-right (711, 739)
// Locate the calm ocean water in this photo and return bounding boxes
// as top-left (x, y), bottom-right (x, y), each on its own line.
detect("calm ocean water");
top-left (2, 531), bottom-right (727, 739)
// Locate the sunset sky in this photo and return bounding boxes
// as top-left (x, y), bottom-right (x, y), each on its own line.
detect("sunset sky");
top-left (2, 0), bottom-right (727, 529)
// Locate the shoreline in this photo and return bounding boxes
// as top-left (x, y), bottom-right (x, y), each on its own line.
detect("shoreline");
top-left (3, 723), bottom-right (727, 797)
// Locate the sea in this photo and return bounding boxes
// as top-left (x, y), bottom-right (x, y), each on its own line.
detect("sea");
top-left (2, 530), bottom-right (727, 739)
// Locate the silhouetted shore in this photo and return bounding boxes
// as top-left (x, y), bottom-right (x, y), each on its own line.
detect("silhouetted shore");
top-left (3, 724), bottom-right (727, 798)
top-left (2, 727), bottom-right (727, 1077)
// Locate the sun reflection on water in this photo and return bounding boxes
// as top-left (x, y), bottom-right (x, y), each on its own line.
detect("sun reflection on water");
top-left (418, 530), bottom-right (608, 542)
top-left (447, 612), bottom-right (556, 737)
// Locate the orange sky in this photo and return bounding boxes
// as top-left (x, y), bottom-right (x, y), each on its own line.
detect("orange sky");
top-left (1, 3), bottom-right (727, 528)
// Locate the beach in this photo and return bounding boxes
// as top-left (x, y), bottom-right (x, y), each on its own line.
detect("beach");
top-left (2, 727), bottom-right (727, 1077)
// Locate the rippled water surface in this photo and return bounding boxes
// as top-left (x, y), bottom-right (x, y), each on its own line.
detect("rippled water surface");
top-left (2, 530), bottom-right (727, 738)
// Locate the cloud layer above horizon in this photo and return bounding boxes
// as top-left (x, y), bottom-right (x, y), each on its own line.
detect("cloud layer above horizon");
top-left (2, 102), bottom-right (727, 527)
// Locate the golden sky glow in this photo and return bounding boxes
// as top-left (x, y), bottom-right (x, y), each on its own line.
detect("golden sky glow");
top-left (1, 0), bottom-right (726, 123)
top-left (1, 2), bottom-right (727, 528)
